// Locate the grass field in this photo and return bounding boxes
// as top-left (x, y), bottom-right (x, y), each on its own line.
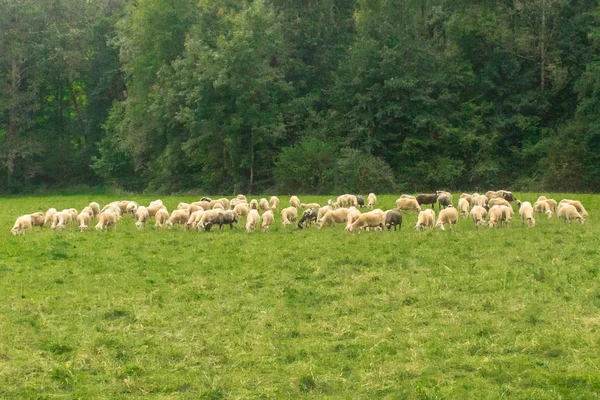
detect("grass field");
top-left (1, 193), bottom-right (599, 399)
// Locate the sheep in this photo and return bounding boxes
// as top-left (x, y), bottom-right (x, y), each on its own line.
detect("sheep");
top-left (269, 196), bottom-right (280, 210)
top-left (289, 196), bottom-right (301, 208)
top-left (95, 210), bottom-right (117, 231)
top-left (261, 210), bottom-right (275, 231)
top-left (187, 204), bottom-right (204, 213)
top-left (367, 193), bottom-right (377, 209)
top-left (259, 198), bottom-right (270, 211)
top-left (212, 203), bottom-right (224, 210)
top-left (149, 199), bottom-right (164, 208)
top-left (486, 190), bottom-right (517, 202)
top-left (29, 212), bottom-right (45, 230)
top-left (281, 207), bottom-right (298, 226)
top-left (485, 190), bottom-right (504, 200)
top-left (68, 208), bottom-right (78, 223)
top-left (44, 208), bottom-right (58, 226)
top-left (345, 209), bottom-right (362, 231)
top-left (501, 205), bottom-right (514, 227)
top-left (165, 209), bottom-right (190, 229)
top-left (298, 208), bottom-right (318, 229)
top-left (155, 208), bottom-right (170, 228)
top-left (77, 211), bottom-right (91, 231)
top-left (236, 194), bottom-right (248, 203)
top-left (457, 198), bottom-right (470, 217)
top-left (11, 215), bottom-right (32, 235)
top-left (300, 202), bottom-right (321, 209)
top-left (316, 208), bottom-right (351, 228)
top-left (546, 199), bottom-right (557, 215)
top-left (385, 209), bottom-right (403, 231)
top-left (335, 194), bottom-right (357, 208)
top-left (471, 194), bottom-right (487, 208)
top-left (147, 204), bottom-right (166, 217)
top-left (215, 198), bottom-right (230, 210)
top-left (51, 211), bottom-right (68, 231)
top-left (220, 210), bottom-right (239, 230)
top-left (178, 202), bottom-right (190, 210)
top-left (356, 195), bottom-right (365, 208)
top-left (459, 193), bottom-right (473, 204)
top-left (246, 209), bottom-right (260, 232)
top-left (395, 197), bottom-right (421, 212)
top-left (317, 205), bottom-right (332, 222)
top-left (415, 209), bottom-right (435, 230)
top-left (204, 210), bottom-right (239, 231)
top-left (229, 198), bottom-right (247, 210)
top-left (470, 206), bottom-right (488, 227)
top-left (416, 193), bottom-right (438, 209)
top-left (134, 206), bottom-right (150, 229)
top-left (488, 206), bottom-right (504, 228)
top-left (488, 197), bottom-right (511, 208)
top-left (81, 206), bottom-right (94, 218)
top-left (126, 201), bottom-right (138, 217)
top-left (533, 200), bottom-right (554, 218)
top-left (436, 191), bottom-right (452, 209)
top-left (559, 199), bottom-right (588, 219)
top-left (519, 202), bottom-right (536, 227)
top-left (249, 199), bottom-right (259, 210)
top-left (436, 206), bottom-right (459, 231)
top-left (185, 210), bottom-right (205, 231)
top-left (558, 203), bottom-right (584, 224)
top-left (88, 202), bottom-right (100, 218)
top-left (232, 203), bottom-right (249, 218)
top-left (348, 210), bottom-right (386, 233)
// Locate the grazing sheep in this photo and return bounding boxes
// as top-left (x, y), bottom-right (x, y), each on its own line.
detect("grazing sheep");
top-left (395, 197), bottom-right (421, 212)
top-left (298, 208), bottom-right (318, 229)
top-left (459, 193), bottom-right (473, 204)
top-left (220, 210), bottom-right (239, 230)
top-left (485, 190), bottom-right (504, 200)
top-left (488, 197), bottom-right (511, 208)
top-left (212, 203), bottom-right (224, 210)
top-left (249, 199), bottom-right (259, 210)
top-left (80, 206), bottom-right (94, 218)
top-left (215, 198), bottom-right (230, 209)
top-left (488, 206), bottom-right (504, 228)
top-left (246, 209), bottom-right (260, 232)
top-left (558, 203), bottom-right (584, 224)
top-left (185, 210), bottom-right (205, 231)
top-left (165, 209), bottom-right (190, 229)
top-left (281, 207), bottom-right (298, 226)
top-left (126, 201), bottom-right (138, 217)
top-left (335, 194), bottom-right (357, 208)
top-left (519, 202), bottom-right (536, 227)
top-left (178, 202), bottom-right (190, 210)
top-left (416, 193), bottom-right (438, 209)
top-left (356, 195), bottom-right (365, 208)
top-left (436, 206), bottom-right (459, 231)
top-left (51, 211), bottom-right (67, 231)
top-left (559, 199), bottom-right (588, 219)
top-left (261, 210), bottom-right (275, 231)
top-left (134, 206), bottom-right (150, 229)
top-left (501, 205), bottom-right (514, 226)
top-left (236, 194), bottom-right (248, 203)
top-left (229, 198), bottom-right (247, 210)
top-left (345, 209), bottom-right (362, 231)
top-left (269, 196), bottom-right (280, 210)
top-left (470, 206), bottom-right (488, 227)
top-left (233, 203), bottom-right (250, 218)
top-left (458, 198), bottom-right (470, 217)
top-left (147, 204), bottom-right (167, 217)
top-left (149, 199), bottom-right (164, 208)
top-left (317, 206), bottom-right (332, 222)
top-left (155, 208), bottom-right (170, 228)
top-left (316, 208), bottom-right (351, 228)
top-left (415, 209), bottom-right (435, 230)
top-left (533, 200), bottom-right (554, 218)
top-left (203, 210), bottom-right (239, 231)
top-left (385, 209), bottom-right (403, 231)
top-left (187, 204), bottom-right (204, 213)
top-left (367, 193), bottom-right (377, 209)
top-left (436, 191), bottom-right (452, 209)
top-left (486, 190), bottom-right (517, 202)
top-left (348, 210), bottom-right (386, 233)
top-left (471, 194), bottom-right (487, 208)
top-left (95, 210), bottom-right (117, 231)
top-left (29, 212), bottom-right (45, 230)
top-left (300, 202), bottom-right (321, 209)
top-left (77, 212), bottom-right (91, 231)
top-left (290, 196), bottom-right (301, 208)
top-left (11, 215), bottom-right (32, 235)
top-left (88, 202), bottom-right (100, 218)
top-left (44, 208), bottom-right (58, 226)
top-left (259, 198), bottom-right (270, 211)
top-left (546, 199), bottom-right (557, 215)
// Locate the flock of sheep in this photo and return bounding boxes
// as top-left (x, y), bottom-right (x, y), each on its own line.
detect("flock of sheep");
top-left (9, 190), bottom-right (588, 235)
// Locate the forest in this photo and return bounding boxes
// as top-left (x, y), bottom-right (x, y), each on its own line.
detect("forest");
top-left (1, 0), bottom-right (600, 194)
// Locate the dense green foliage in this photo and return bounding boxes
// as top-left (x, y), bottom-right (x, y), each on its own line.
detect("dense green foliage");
top-left (2, 0), bottom-right (600, 193)
top-left (1, 194), bottom-right (599, 398)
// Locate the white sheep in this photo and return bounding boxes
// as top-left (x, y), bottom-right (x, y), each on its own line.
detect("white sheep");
top-left (436, 207), bottom-right (459, 231)
top-left (470, 206), bottom-right (487, 227)
top-left (249, 199), bottom-right (259, 210)
top-left (236, 194), bottom-right (248, 203)
top-left (558, 203), bottom-right (584, 224)
top-left (317, 206), bottom-right (332, 222)
top-left (269, 196), bottom-right (280, 210)
top-left (300, 202), bottom-right (321, 209)
top-left (471, 194), bottom-right (487, 208)
top-left (135, 206), bottom-right (150, 229)
top-left (261, 210), bottom-right (274, 231)
top-left (347, 210), bottom-right (385, 233)
top-left (289, 196), bottom-right (301, 208)
top-left (29, 212), bottom-right (45, 230)
top-left (345, 209), bottom-right (362, 231)
top-left (147, 204), bottom-right (167, 217)
top-left (459, 193), bottom-right (473, 204)
top-left (415, 209), bottom-right (435, 230)
top-left (155, 208), bottom-right (170, 228)
top-left (126, 201), bottom-right (138, 217)
top-left (559, 199), bottom-right (588, 219)
top-left (77, 211), bottom-right (91, 231)
top-left (395, 197), bottom-right (421, 212)
top-left (488, 205), bottom-right (507, 228)
top-left (487, 197), bottom-right (511, 208)
top-left (185, 210), bottom-right (205, 231)
top-left (95, 210), bottom-right (117, 231)
top-left (519, 202), bottom-right (536, 227)
top-left (44, 208), bottom-right (58, 226)
top-left (165, 209), bottom-right (190, 228)
top-left (281, 207), bottom-right (298, 226)
top-left (458, 197), bottom-right (470, 217)
top-left (367, 193), bottom-right (376, 208)
top-left (533, 200), bottom-right (553, 218)
top-left (89, 202), bottom-right (101, 218)
top-left (234, 203), bottom-right (250, 218)
top-left (246, 209), bottom-right (260, 232)
top-left (316, 208), bottom-right (351, 228)
top-left (259, 198), bottom-right (270, 211)
top-left (11, 215), bottom-right (32, 235)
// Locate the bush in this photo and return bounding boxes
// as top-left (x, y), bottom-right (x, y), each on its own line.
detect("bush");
top-left (333, 148), bottom-right (398, 194)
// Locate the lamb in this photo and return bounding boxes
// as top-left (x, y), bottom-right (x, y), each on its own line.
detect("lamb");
top-left (347, 210), bottom-right (386, 233)
top-left (155, 208), bottom-right (170, 228)
top-left (298, 208), bottom-right (318, 229)
top-left (95, 210), bottom-right (117, 231)
top-left (261, 210), bottom-right (275, 231)
top-left (519, 202), bottom-right (536, 227)
top-left (435, 206), bottom-right (459, 231)
top-left (458, 197), bottom-right (470, 217)
top-left (11, 215), bottom-right (32, 235)
top-left (415, 209), bottom-right (435, 230)
top-left (234, 203), bottom-right (250, 218)
top-left (558, 203), bottom-right (584, 224)
top-left (416, 193), bottom-right (438, 209)
top-left (317, 205), bottom-right (332, 222)
top-left (385, 209), bottom-right (403, 231)
top-left (533, 200), bottom-right (554, 218)
top-left (316, 208), bottom-right (351, 228)
top-left (259, 198), bottom-right (270, 211)
top-left (367, 193), bottom-right (377, 208)
top-left (249, 199), bottom-right (259, 210)
top-left (269, 196), bottom-right (280, 210)
top-left (289, 196), bottom-right (301, 208)
top-left (165, 209), bottom-right (190, 228)
top-left (44, 208), bottom-right (58, 226)
top-left (395, 197), bottom-right (421, 212)
top-left (89, 202), bottom-right (100, 218)
top-left (559, 199), bottom-right (588, 219)
top-left (300, 202), bottom-right (321, 209)
top-left (246, 209), bottom-right (260, 232)
top-left (345, 209), bottom-right (362, 231)
top-left (470, 206), bottom-right (488, 227)
top-left (77, 211), bottom-right (91, 231)
top-left (29, 212), bottom-right (45, 230)
top-left (436, 191), bottom-right (452, 209)
top-left (281, 207), bottom-right (298, 226)
top-left (134, 206), bottom-right (150, 229)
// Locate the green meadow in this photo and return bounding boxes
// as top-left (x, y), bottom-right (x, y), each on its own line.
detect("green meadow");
top-left (1, 194), bottom-right (599, 399)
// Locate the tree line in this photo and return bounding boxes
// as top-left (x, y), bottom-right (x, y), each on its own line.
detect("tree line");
top-left (1, 0), bottom-right (600, 194)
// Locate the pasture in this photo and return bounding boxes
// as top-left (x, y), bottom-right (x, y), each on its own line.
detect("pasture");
top-left (1, 193), bottom-right (599, 399)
